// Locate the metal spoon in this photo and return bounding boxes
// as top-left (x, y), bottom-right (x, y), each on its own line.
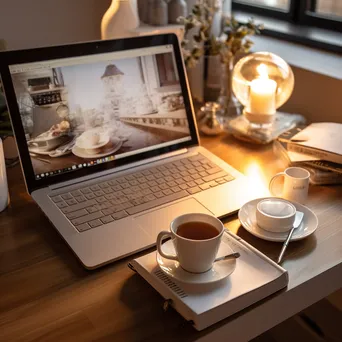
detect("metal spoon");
top-left (277, 211), bottom-right (304, 264)
top-left (215, 252), bottom-right (240, 262)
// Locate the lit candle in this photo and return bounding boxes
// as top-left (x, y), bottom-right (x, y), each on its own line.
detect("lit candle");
top-left (249, 64), bottom-right (277, 115)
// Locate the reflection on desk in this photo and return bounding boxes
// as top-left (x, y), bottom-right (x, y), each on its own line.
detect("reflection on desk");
top-left (0, 134), bottom-right (341, 342)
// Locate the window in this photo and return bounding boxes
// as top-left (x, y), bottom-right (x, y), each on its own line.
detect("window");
top-left (232, 0), bottom-right (342, 53)
top-left (314, 0), bottom-right (342, 18)
top-left (298, 0), bottom-right (342, 31)
top-left (155, 53), bottom-right (179, 87)
top-left (232, 0), bottom-right (342, 32)
top-left (235, 0), bottom-right (291, 11)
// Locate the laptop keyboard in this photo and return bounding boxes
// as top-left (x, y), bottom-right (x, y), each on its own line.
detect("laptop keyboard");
top-left (49, 154), bottom-right (235, 232)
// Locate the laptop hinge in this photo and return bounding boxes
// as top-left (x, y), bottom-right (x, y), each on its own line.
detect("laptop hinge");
top-left (49, 148), bottom-right (190, 191)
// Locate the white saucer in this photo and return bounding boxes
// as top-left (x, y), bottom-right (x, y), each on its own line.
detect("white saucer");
top-left (239, 197), bottom-right (318, 242)
top-left (156, 239), bottom-right (237, 285)
top-left (72, 138), bottom-right (122, 159)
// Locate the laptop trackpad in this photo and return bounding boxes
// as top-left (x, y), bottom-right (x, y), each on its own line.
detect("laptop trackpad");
top-left (135, 198), bottom-right (214, 238)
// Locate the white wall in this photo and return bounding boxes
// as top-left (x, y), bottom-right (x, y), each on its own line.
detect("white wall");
top-left (280, 66), bottom-right (342, 124)
top-left (0, 0), bottom-right (110, 50)
top-left (1, 0), bottom-right (340, 124)
top-left (252, 35), bottom-right (342, 124)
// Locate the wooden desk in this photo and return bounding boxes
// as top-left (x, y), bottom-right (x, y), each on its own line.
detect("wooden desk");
top-left (1, 134), bottom-right (342, 342)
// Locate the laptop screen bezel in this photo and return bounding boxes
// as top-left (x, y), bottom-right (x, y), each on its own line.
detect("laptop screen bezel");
top-left (0, 34), bottom-right (199, 193)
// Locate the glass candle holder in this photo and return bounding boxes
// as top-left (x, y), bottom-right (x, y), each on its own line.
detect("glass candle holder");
top-left (232, 52), bottom-right (294, 126)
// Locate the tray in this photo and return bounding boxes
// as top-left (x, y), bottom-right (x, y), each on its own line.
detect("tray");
top-left (129, 230), bottom-right (288, 331)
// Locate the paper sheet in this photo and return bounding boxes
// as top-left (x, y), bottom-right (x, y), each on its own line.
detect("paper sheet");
top-left (291, 123), bottom-right (342, 155)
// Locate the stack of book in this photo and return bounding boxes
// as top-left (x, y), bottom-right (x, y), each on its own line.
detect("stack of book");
top-left (274, 122), bottom-right (342, 185)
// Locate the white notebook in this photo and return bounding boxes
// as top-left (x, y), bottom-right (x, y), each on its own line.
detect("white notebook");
top-left (288, 122), bottom-right (342, 164)
top-left (129, 231), bottom-right (288, 331)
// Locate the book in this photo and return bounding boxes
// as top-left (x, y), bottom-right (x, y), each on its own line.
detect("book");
top-left (280, 123), bottom-right (342, 164)
top-left (129, 230), bottom-right (288, 331)
top-left (304, 167), bottom-right (342, 186)
top-left (304, 160), bottom-right (342, 175)
top-left (275, 140), bottom-right (342, 175)
top-left (278, 125), bottom-right (306, 142)
top-left (274, 141), bottom-right (342, 185)
top-left (287, 144), bottom-right (342, 164)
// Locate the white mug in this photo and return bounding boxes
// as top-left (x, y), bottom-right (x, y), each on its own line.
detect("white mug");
top-left (157, 213), bottom-right (224, 273)
top-left (269, 167), bottom-right (310, 204)
top-left (256, 198), bottom-right (296, 233)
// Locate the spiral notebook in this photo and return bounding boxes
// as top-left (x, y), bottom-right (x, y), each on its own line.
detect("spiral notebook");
top-left (129, 230), bottom-right (288, 331)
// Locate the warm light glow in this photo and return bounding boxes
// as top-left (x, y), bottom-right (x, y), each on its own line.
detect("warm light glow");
top-left (256, 63), bottom-right (269, 79)
top-left (249, 63), bottom-right (277, 115)
top-left (232, 52), bottom-right (295, 112)
top-left (244, 162), bottom-right (270, 199)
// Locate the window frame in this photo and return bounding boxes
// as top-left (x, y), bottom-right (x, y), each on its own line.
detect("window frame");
top-left (297, 0), bottom-right (342, 32)
top-left (232, 0), bottom-right (342, 33)
top-left (232, 0), bottom-right (297, 21)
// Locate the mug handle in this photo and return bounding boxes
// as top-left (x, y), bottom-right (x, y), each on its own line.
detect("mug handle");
top-left (156, 231), bottom-right (178, 261)
top-left (269, 172), bottom-right (286, 197)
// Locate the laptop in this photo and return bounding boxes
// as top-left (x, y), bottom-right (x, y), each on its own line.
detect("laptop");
top-left (0, 34), bottom-right (252, 269)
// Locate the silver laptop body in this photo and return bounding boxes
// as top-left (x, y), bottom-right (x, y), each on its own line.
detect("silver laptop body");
top-left (0, 34), bottom-right (252, 269)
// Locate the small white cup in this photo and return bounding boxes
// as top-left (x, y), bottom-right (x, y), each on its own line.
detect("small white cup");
top-left (269, 167), bottom-right (310, 204)
top-left (88, 132), bottom-right (100, 147)
top-left (157, 213), bottom-right (224, 273)
top-left (256, 198), bottom-right (296, 233)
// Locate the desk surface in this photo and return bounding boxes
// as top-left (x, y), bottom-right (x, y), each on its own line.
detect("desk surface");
top-left (1, 134), bottom-right (342, 342)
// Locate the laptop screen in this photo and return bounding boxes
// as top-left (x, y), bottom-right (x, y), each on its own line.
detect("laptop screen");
top-left (8, 44), bottom-right (192, 181)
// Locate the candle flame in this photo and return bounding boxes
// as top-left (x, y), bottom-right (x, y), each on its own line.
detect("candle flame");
top-left (256, 63), bottom-right (269, 79)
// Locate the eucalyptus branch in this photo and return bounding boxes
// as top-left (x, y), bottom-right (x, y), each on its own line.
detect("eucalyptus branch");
top-left (179, 1), bottom-right (263, 68)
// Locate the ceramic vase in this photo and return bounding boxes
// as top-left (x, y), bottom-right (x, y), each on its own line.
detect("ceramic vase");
top-left (0, 138), bottom-right (9, 212)
top-left (168, 0), bottom-right (188, 24)
top-left (101, 0), bottom-right (139, 39)
top-left (137, 0), bottom-right (148, 23)
top-left (148, 0), bottom-right (168, 26)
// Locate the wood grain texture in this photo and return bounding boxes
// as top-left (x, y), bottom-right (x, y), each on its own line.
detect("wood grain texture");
top-left (0, 134), bottom-right (341, 342)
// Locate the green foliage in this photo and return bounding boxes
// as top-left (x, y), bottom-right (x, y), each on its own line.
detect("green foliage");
top-left (178, 0), bottom-right (264, 67)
